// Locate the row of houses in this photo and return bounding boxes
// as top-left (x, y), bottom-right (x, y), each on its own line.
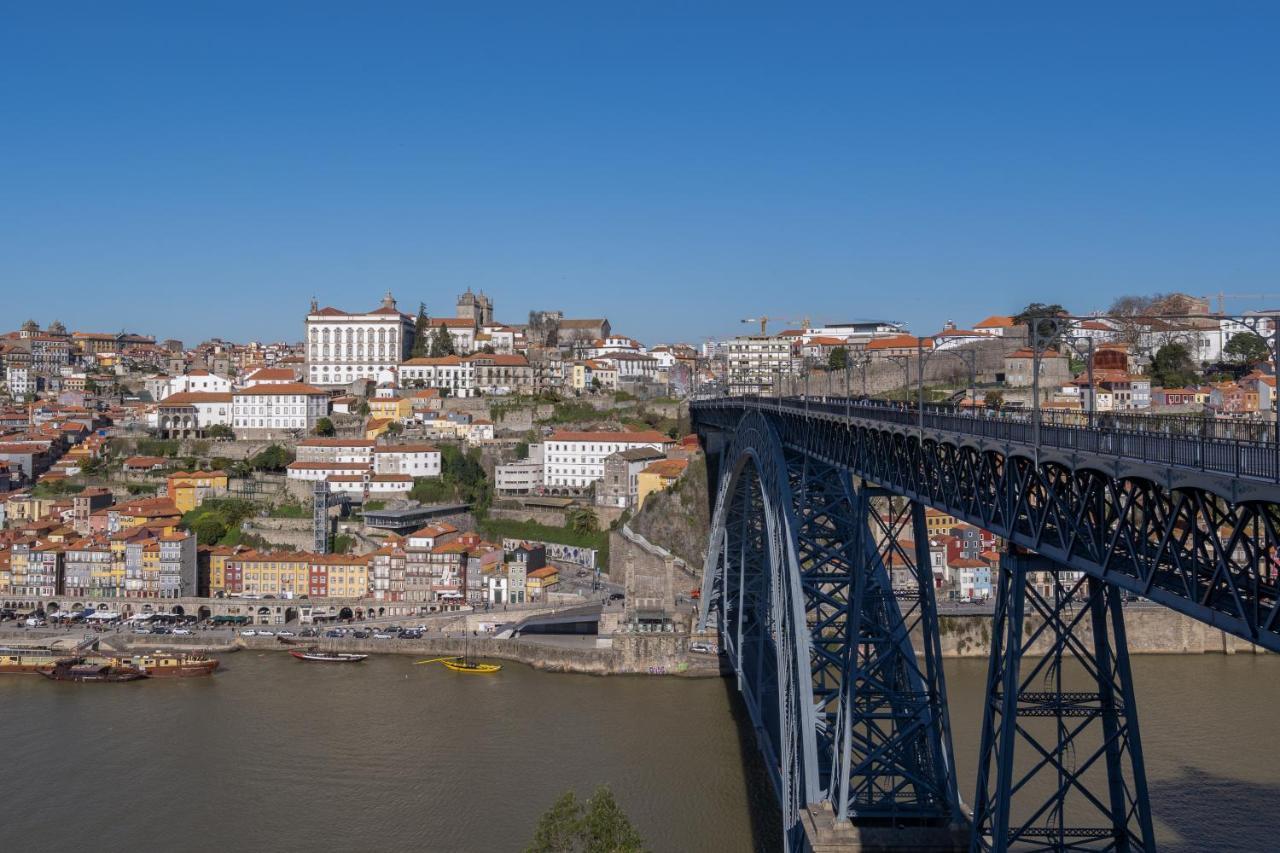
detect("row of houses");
top-left (204, 528), bottom-right (559, 607)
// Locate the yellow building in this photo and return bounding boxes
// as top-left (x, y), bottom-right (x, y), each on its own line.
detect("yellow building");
top-left (637, 458), bottom-right (689, 509)
top-left (526, 565), bottom-right (560, 598)
top-left (5, 494), bottom-right (59, 524)
top-left (924, 508), bottom-right (958, 537)
top-left (570, 362), bottom-right (588, 391)
top-left (364, 418), bottom-right (392, 440)
top-left (233, 552), bottom-right (310, 597)
top-left (166, 470), bottom-right (229, 514)
top-left (369, 395), bottom-right (412, 422)
top-left (315, 554), bottom-right (370, 599)
top-left (113, 498), bottom-right (183, 533)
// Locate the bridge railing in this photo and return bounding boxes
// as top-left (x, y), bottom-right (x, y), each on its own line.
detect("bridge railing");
top-left (698, 395), bottom-right (1280, 483)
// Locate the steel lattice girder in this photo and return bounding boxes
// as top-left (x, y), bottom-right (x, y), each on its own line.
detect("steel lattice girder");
top-left (694, 405), bottom-right (1280, 653)
top-left (971, 553), bottom-right (1156, 853)
top-left (699, 411), bottom-right (962, 847)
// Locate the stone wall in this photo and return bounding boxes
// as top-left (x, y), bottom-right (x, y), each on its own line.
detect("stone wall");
top-left (488, 505), bottom-right (568, 527)
top-left (236, 633), bottom-right (703, 675)
top-left (933, 606), bottom-right (1267, 658)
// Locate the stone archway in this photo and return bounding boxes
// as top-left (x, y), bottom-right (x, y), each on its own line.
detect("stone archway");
top-left (338, 607), bottom-right (354, 621)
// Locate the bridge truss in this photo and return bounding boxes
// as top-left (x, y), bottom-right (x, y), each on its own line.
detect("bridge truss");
top-left (694, 398), bottom-right (1280, 852)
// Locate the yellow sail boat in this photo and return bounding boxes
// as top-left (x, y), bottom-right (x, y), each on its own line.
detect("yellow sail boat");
top-left (414, 635), bottom-right (501, 673)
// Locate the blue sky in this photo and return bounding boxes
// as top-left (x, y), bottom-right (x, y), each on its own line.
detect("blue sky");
top-left (2, 2), bottom-right (1277, 345)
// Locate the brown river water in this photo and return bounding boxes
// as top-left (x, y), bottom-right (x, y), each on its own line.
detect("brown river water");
top-left (1, 651), bottom-right (1276, 852)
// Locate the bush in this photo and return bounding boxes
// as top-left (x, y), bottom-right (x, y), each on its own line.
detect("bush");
top-left (476, 516), bottom-right (608, 566)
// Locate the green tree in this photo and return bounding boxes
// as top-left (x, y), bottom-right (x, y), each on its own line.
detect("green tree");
top-left (567, 507), bottom-right (599, 536)
top-left (1150, 343), bottom-right (1199, 388)
top-left (313, 417), bottom-right (336, 437)
top-left (984, 390), bottom-right (1004, 409)
top-left (526, 787), bottom-right (645, 853)
top-left (410, 303), bottom-right (431, 358)
top-left (429, 325), bottom-right (456, 357)
top-left (827, 347), bottom-right (849, 370)
top-left (1013, 303), bottom-right (1069, 345)
top-left (207, 424), bottom-right (234, 440)
top-left (356, 400), bottom-right (371, 417)
top-left (1224, 332), bottom-right (1270, 365)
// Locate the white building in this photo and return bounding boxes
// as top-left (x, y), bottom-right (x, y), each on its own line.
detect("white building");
top-left (5, 366), bottom-right (34, 397)
top-left (305, 291), bottom-right (416, 388)
top-left (399, 356), bottom-right (475, 397)
top-left (543, 430), bottom-right (675, 490)
top-left (373, 444), bottom-right (442, 477)
top-left (167, 370), bottom-right (233, 395)
top-left (726, 335), bottom-right (797, 395)
top-left (295, 437), bottom-right (376, 464)
top-left (231, 382), bottom-right (330, 439)
top-left (156, 391), bottom-right (233, 437)
top-left (495, 460), bottom-right (544, 494)
top-left (326, 473), bottom-right (413, 495)
top-left (602, 352), bottom-right (661, 382)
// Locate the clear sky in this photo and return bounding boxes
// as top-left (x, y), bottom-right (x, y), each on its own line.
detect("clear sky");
top-left (3, 2), bottom-right (1277, 346)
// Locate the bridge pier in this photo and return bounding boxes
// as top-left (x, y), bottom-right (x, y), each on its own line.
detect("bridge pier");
top-left (971, 551), bottom-right (1156, 852)
top-left (800, 801), bottom-right (968, 852)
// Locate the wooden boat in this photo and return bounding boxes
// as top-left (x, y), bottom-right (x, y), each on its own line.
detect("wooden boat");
top-left (440, 658), bottom-right (501, 673)
top-left (416, 632), bottom-right (502, 674)
top-left (289, 647), bottom-right (367, 663)
top-left (37, 658), bottom-right (148, 683)
top-left (115, 652), bottom-right (220, 678)
top-left (0, 646), bottom-right (63, 674)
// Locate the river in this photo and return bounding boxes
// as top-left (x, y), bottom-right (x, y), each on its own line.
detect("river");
top-left (1, 652), bottom-right (1276, 852)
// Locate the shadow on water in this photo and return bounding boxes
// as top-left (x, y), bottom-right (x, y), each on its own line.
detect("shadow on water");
top-left (719, 675), bottom-right (785, 852)
top-left (1150, 766), bottom-right (1280, 853)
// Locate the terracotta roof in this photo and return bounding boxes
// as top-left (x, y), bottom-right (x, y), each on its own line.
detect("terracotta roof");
top-left (287, 461), bottom-right (369, 471)
top-left (549, 430), bottom-right (672, 444)
top-left (866, 334), bottom-right (933, 351)
top-left (235, 382), bottom-right (328, 396)
top-left (641, 458), bottom-right (688, 478)
top-left (160, 391), bottom-right (233, 405)
top-left (297, 438), bottom-right (375, 447)
top-left (373, 444), bottom-right (438, 453)
top-left (974, 315), bottom-right (1015, 329)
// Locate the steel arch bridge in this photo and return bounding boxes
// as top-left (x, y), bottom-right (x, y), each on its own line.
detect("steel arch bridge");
top-left (692, 396), bottom-right (1280, 853)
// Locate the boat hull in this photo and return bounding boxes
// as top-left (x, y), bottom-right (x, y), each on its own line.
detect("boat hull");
top-left (289, 649), bottom-right (367, 663)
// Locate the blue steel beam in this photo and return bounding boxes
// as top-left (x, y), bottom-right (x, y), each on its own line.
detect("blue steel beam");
top-left (693, 399), bottom-right (1280, 653)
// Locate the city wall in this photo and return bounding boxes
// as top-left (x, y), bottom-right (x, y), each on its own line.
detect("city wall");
top-left (933, 606), bottom-right (1267, 657)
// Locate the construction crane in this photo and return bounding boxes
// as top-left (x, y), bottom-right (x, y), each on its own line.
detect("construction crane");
top-left (741, 316), bottom-right (809, 336)
top-left (1211, 292), bottom-right (1280, 314)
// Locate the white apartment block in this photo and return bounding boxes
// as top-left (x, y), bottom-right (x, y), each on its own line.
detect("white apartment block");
top-left (305, 291), bottom-right (416, 388)
top-left (232, 382), bottom-right (330, 439)
top-left (726, 335), bottom-right (797, 395)
top-left (543, 430), bottom-right (674, 490)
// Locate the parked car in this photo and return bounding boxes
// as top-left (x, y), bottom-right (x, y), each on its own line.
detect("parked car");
top-left (352, 630), bottom-right (370, 639)
top-left (324, 629), bottom-right (345, 638)
top-left (277, 630), bottom-right (295, 637)
top-left (239, 629), bottom-right (257, 636)
top-left (300, 629), bottom-right (318, 638)
top-left (688, 642), bottom-right (717, 655)
top-left (172, 628), bottom-right (193, 635)
top-left (608, 593), bottom-right (625, 602)
top-left (373, 632), bottom-right (394, 640)
top-left (257, 630), bottom-right (275, 637)
top-left (133, 628), bottom-right (153, 635)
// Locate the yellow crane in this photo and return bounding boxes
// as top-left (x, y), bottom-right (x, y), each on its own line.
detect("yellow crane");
top-left (1212, 292), bottom-right (1280, 314)
top-left (741, 316), bottom-right (809, 336)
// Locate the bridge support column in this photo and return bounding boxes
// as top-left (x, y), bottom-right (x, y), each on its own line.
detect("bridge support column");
top-left (814, 490), bottom-right (966, 851)
top-left (971, 551), bottom-right (1156, 852)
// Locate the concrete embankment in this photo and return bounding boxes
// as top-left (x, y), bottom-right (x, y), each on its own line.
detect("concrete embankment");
top-left (232, 632), bottom-right (722, 677)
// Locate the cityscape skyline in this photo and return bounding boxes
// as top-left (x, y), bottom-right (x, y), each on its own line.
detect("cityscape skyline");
top-left (6, 3), bottom-right (1278, 344)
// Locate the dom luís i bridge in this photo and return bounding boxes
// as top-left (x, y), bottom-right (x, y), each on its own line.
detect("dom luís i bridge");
top-left (692, 393), bottom-right (1280, 852)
